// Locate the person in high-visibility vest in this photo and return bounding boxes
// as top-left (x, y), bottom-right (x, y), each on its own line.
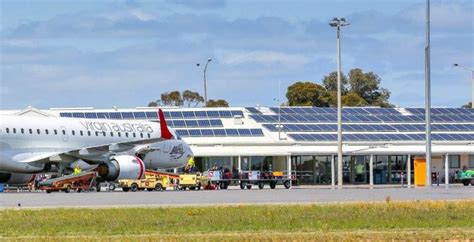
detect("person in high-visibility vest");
top-left (185, 156), bottom-right (195, 173)
top-left (73, 165), bottom-right (81, 175)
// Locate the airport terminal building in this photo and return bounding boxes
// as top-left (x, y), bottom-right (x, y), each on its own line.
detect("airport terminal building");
top-left (3, 106), bottom-right (474, 186)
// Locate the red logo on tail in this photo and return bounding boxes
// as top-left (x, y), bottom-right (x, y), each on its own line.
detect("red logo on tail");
top-left (158, 109), bottom-right (173, 140)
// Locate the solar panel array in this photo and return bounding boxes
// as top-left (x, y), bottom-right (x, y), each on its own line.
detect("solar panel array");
top-left (256, 107), bottom-right (474, 142)
top-left (60, 110), bottom-right (244, 120)
top-left (175, 129), bottom-right (264, 137)
top-left (263, 123), bottom-right (474, 132)
top-left (289, 133), bottom-right (474, 142)
top-left (59, 110), bottom-right (264, 138)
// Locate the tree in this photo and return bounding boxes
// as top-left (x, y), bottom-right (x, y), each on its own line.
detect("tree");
top-left (160, 91), bottom-right (183, 106)
top-left (182, 90), bottom-right (204, 107)
top-left (348, 68), bottom-right (392, 107)
top-left (207, 99), bottom-right (229, 107)
top-left (286, 82), bottom-right (331, 107)
top-left (147, 101), bottom-right (158, 107)
top-left (342, 92), bottom-right (367, 106)
top-left (322, 71), bottom-right (348, 94)
top-left (319, 68), bottom-right (392, 107)
top-left (462, 102), bottom-right (472, 108)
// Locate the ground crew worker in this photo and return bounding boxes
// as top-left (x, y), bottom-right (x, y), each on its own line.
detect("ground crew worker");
top-left (73, 165), bottom-right (81, 175)
top-left (185, 156), bottom-right (195, 173)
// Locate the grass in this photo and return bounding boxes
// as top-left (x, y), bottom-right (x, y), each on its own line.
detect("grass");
top-left (1, 200), bottom-right (473, 240)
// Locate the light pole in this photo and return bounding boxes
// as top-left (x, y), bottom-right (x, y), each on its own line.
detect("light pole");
top-left (329, 17), bottom-right (349, 189)
top-left (274, 81), bottom-right (283, 140)
top-left (453, 64), bottom-right (474, 108)
top-left (196, 58), bottom-right (212, 107)
top-left (425, 0), bottom-right (432, 186)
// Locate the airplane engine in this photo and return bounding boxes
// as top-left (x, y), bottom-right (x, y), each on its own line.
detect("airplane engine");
top-left (97, 155), bottom-right (145, 181)
top-left (0, 172), bottom-right (35, 185)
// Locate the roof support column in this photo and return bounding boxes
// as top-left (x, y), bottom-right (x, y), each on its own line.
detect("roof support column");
top-left (407, 154), bottom-right (411, 188)
top-left (369, 154), bottom-right (374, 189)
top-left (287, 155), bottom-right (292, 189)
top-left (445, 153), bottom-right (449, 189)
top-left (238, 155), bottom-right (242, 172)
top-left (331, 155), bottom-right (335, 189)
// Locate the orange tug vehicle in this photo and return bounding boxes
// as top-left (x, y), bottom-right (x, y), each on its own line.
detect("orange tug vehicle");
top-left (119, 170), bottom-right (179, 192)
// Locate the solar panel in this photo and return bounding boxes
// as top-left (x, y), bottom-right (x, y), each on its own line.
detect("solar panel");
top-left (175, 129), bottom-right (189, 137)
top-left (97, 112), bottom-right (109, 119)
top-left (225, 129), bottom-right (239, 136)
top-left (245, 107), bottom-right (261, 114)
top-left (207, 111), bottom-right (220, 118)
top-left (170, 112), bottom-right (183, 119)
top-left (109, 112), bottom-right (122, 119)
top-left (133, 112), bottom-right (146, 119)
top-left (173, 120), bottom-right (186, 127)
top-left (121, 112), bottom-right (133, 119)
top-left (218, 110), bottom-right (232, 118)
top-left (185, 120), bottom-right (198, 128)
top-left (145, 112), bottom-right (157, 119)
top-left (60, 112), bottom-right (72, 118)
top-left (231, 110), bottom-right (244, 117)
top-left (250, 129), bottom-right (264, 136)
top-left (72, 113), bottom-right (85, 118)
top-left (200, 129), bottom-right (214, 136)
top-left (188, 129), bottom-right (201, 137)
top-left (209, 119), bottom-right (223, 127)
top-left (197, 120), bottom-right (210, 127)
top-left (213, 129), bottom-right (227, 136)
top-left (194, 111), bottom-right (207, 118)
top-left (182, 111), bottom-right (195, 118)
top-left (238, 129), bottom-right (251, 136)
top-left (85, 113), bottom-right (97, 119)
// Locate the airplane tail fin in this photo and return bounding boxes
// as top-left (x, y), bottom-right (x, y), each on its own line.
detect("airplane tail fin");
top-left (158, 109), bottom-right (173, 140)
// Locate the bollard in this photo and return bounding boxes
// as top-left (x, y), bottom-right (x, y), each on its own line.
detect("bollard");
top-left (437, 172), bottom-right (440, 186)
top-left (401, 172), bottom-right (404, 188)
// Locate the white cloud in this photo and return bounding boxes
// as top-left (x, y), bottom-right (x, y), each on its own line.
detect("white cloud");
top-left (219, 50), bottom-right (311, 67)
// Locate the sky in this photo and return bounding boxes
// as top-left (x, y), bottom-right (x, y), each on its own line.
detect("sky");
top-left (0, 0), bottom-right (472, 109)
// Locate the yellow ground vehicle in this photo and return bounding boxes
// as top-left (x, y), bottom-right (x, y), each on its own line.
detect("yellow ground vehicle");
top-left (119, 172), bottom-right (172, 192)
top-left (178, 173), bottom-right (208, 190)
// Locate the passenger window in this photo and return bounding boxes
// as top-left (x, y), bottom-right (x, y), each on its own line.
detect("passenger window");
top-left (79, 131), bottom-right (83, 136)
top-left (45, 129), bottom-right (49, 135)
top-left (87, 131), bottom-right (91, 136)
top-left (110, 132), bottom-right (114, 137)
top-left (37, 129), bottom-right (40, 134)
top-left (62, 130), bottom-right (66, 135)
top-left (13, 128), bottom-right (16, 134)
top-left (133, 133), bottom-right (136, 138)
top-left (29, 129), bottom-right (33, 134)
top-left (103, 132), bottom-right (106, 137)
top-left (6, 128), bottom-right (9, 133)
top-left (54, 130), bottom-right (58, 135)
top-left (118, 132), bottom-right (121, 137)
top-left (147, 133), bottom-right (151, 138)
top-left (72, 130), bottom-right (75, 136)
top-left (95, 131), bottom-right (99, 136)
top-left (21, 128), bottom-right (24, 134)
top-left (140, 133), bottom-right (143, 138)
top-left (125, 132), bottom-right (129, 137)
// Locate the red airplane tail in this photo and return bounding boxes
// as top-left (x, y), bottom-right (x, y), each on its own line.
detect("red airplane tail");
top-left (158, 109), bottom-right (173, 140)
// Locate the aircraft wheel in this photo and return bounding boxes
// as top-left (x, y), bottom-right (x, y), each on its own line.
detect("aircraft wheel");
top-left (155, 184), bottom-right (163, 191)
top-left (130, 183), bottom-right (139, 192)
top-left (246, 184), bottom-right (252, 190)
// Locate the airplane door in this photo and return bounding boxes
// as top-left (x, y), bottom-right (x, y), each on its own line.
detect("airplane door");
top-left (60, 126), bottom-right (68, 142)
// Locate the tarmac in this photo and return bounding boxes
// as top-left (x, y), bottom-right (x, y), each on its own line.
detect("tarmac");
top-left (0, 185), bottom-right (472, 208)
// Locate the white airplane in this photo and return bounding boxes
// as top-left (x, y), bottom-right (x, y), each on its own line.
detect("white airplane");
top-left (0, 109), bottom-right (193, 185)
